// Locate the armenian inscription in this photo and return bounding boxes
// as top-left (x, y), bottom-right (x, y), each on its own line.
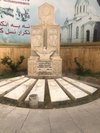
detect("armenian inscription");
top-left (38, 61), bottom-right (52, 75)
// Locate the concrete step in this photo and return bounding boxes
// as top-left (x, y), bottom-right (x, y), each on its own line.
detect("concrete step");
top-left (48, 79), bottom-right (70, 103)
top-left (4, 79), bottom-right (36, 102)
top-left (56, 78), bottom-right (88, 100)
top-left (63, 77), bottom-right (97, 94)
top-left (25, 79), bottom-right (45, 104)
top-left (0, 77), bottom-right (29, 96)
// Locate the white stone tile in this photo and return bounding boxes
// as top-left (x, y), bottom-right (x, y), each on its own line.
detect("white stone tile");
top-left (48, 79), bottom-right (70, 102)
top-left (5, 76), bottom-right (25, 81)
top-left (25, 79), bottom-right (45, 103)
top-left (57, 78), bottom-right (88, 99)
top-left (0, 77), bottom-right (29, 95)
top-left (63, 77), bottom-right (97, 94)
top-left (0, 76), bottom-right (25, 87)
top-left (5, 79), bottom-right (36, 100)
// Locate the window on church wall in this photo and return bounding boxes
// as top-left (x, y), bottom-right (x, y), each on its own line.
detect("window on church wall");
top-left (77, 7), bottom-right (78, 14)
top-left (76, 8), bottom-right (77, 14)
top-left (76, 26), bottom-right (79, 39)
top-left (83, 5), bottom-right (85, 12)
top-left (86, 5), bottom-right (88, 13)
top-left (86, 30), bottom-right (90, 42)
top-left (80, 6), bottom-right (82, 13)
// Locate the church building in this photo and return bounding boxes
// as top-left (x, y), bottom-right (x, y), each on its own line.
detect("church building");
top-left (61, 0), bottom-right (100, 43)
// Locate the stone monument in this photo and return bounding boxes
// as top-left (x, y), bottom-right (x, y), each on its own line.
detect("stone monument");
top-left (28, 3), bottom-right (62, 77)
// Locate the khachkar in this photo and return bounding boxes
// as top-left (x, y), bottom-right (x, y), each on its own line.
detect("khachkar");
top-left (28, 3), bottom-right (62, 77)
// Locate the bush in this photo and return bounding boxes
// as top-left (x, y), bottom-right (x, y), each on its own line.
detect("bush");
top-left (1, 56), bottom-right (25, 72)
top-left (74, 57), bottom-right (92, 76)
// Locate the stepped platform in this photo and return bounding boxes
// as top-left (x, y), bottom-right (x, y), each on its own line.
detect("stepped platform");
top-left (0, 76), bottom-right (99, 108)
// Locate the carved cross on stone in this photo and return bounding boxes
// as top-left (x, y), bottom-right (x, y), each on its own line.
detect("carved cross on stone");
top-left (43, 28), bottom-right (47, 49)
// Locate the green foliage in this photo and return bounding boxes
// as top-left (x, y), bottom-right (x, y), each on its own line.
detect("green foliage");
top-left (1, 56), bottom-right (25, 72)
top-left (74, 57), bottom-right (91, 76)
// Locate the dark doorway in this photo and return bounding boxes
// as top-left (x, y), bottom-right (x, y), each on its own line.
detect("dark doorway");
top-left (86, 30), bottom-right (90, 42)
top-left (97, 0), bottom-right (100, 6)
top-left (93, 29), bottom-right (98, 42)
top-left (93, 22), bottom-right (100, 42)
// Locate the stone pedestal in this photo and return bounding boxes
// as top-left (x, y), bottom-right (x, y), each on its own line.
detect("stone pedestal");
top-left (28, 56), bottom-right (38, 77)
top-left (28, 3), bottom-right (62, 77)
top-left (52, 56), bottom-right (62, 77)
top-left (28, 56), bottom-right (62, 77)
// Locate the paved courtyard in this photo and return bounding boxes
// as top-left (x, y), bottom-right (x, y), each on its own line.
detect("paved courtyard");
top-left (0, 76), bottom-right (100, 133)
top-left (0, 98), bottom-right (100, 133)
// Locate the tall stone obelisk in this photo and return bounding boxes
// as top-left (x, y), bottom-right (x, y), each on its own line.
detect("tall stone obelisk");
top-left (28, 3), bottom-right (62, 77)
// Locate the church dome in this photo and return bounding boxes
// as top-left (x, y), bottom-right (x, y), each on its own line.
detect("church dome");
top-left (74, 0), bottom-right (100, 18)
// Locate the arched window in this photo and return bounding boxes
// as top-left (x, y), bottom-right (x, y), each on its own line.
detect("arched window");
top-left (76, 26), bottom-right (79, 39)
top-left (83, 5), bottom-right (85, 12)
top-left (80, 6), bottom-right (82, 13)
top-left (77, 7), bottom-right (78, 14)
top-left (86, 30), bottom-right (90, 42)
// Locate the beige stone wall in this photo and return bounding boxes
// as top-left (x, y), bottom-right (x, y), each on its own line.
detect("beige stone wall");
top-left (0, 43), bottom-right (100, 73)
top-left (0, 44), bottom-right (30, 72)
top-left (61, 43), bottom-right (100, 73)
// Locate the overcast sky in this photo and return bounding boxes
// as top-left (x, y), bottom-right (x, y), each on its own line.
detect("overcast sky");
top-left (30, 0), bottom-right (100, 25)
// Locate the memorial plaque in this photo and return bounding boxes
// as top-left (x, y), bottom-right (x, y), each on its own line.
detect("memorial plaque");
top-left (38, 61), bottom-right (52, 71)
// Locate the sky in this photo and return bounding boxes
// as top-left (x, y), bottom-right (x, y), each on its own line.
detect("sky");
top-left (30, 0), bottom-right (100, 25)
top-left (0, 0), bottom-right (100, 43)
top-left (30, 0), bottom-right (76, 25)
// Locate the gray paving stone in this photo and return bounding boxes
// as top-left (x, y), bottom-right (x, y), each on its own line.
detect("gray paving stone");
top-left (0, 104), bottom-right (15, 119)
top-left (48, 109), bottom-right (82, 133)
top-left (0, 99), bottom-right (100, 133)
top-left (66, 105), bottom-right (100, 133)
top-left (0, 107), bottom-right (29, 133)
top-left (94, 98), bottom-right (100, 106)
top-left (80, 101), bottom-right (100, 120)
top-left (19, 110), bottom-right (51, 133)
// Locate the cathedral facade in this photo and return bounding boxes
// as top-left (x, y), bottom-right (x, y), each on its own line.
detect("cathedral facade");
top-left (61, 0), bottom-right (100, 44)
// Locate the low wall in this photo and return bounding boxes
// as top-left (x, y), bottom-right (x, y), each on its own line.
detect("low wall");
top-left (0, 43), bottom-right (100, 73)
top-left (61, 43), bottom-right (100, 73)
top-left (0, 44), bottom-right (30, 72)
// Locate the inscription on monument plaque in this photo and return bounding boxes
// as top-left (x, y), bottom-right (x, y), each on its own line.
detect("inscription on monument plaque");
top-left (38, 61), bottom-right (52, 75)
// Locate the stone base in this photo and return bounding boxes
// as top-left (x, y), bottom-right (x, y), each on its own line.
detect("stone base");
top-left (28, 56), bottom-right (62, 77)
